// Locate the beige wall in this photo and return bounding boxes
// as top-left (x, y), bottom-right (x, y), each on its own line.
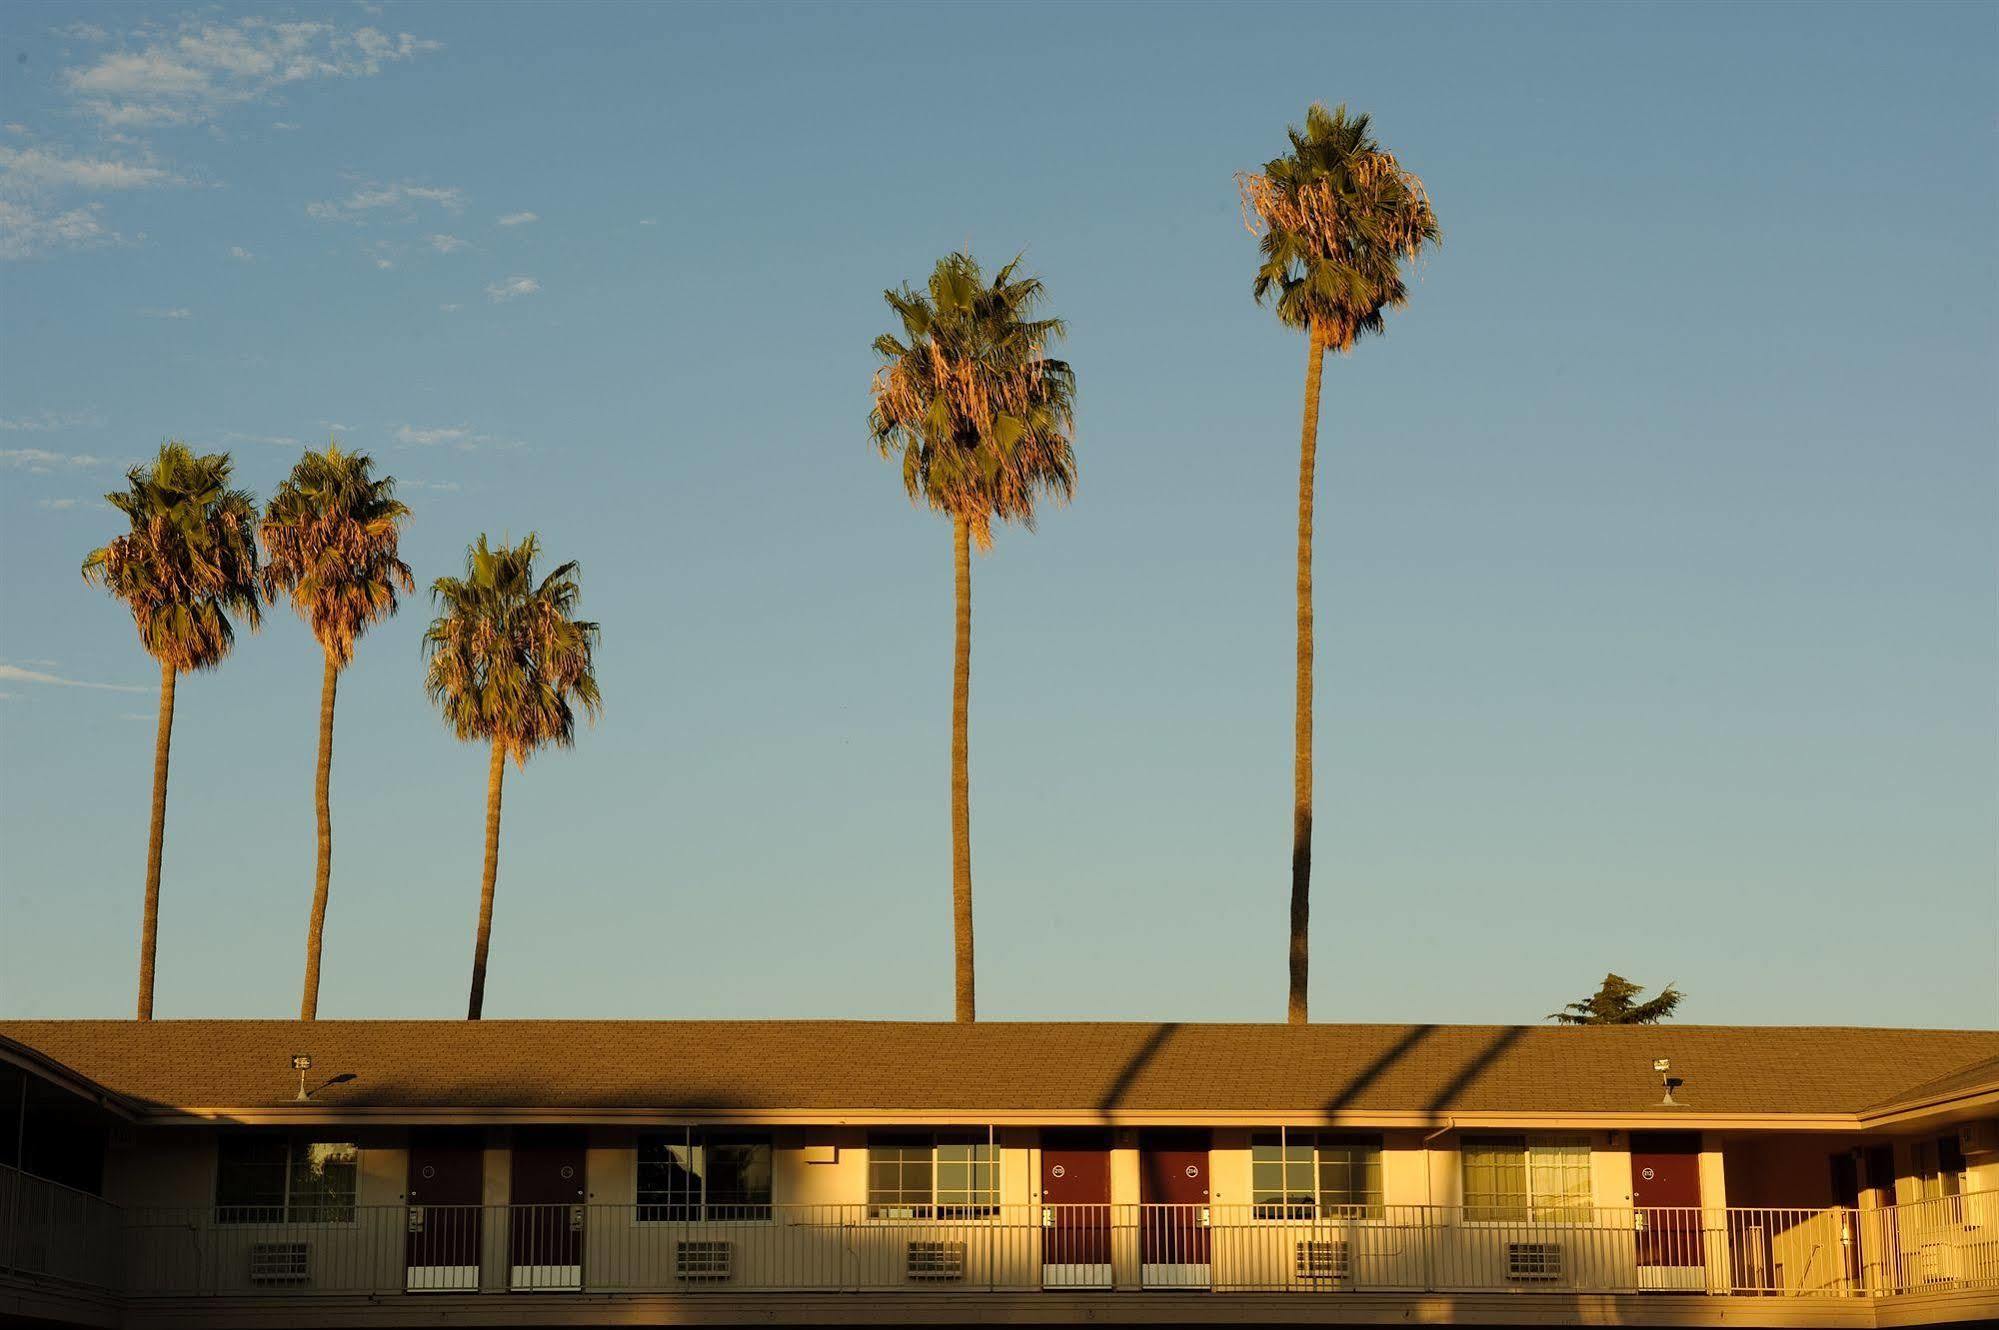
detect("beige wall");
top-left (87, 1119), bottom-right (1990, 1216)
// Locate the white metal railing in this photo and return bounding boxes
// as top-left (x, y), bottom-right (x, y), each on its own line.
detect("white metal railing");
top-left (0, 1163), bottom-right (124, 1290)
top-left (3, 1163), bottom-right (1991, 1304)
top-left (90, 1193), bottom-right (1998, 1298)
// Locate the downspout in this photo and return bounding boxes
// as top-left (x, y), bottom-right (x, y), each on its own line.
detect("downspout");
top-left (1422, 1118), bottom-right (1455, 1210)
top-left (1421, 1117), bottom-right (1455, 1295)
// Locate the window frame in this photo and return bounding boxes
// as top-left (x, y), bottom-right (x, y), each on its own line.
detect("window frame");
top-left (1249, 1129), bottom-right (1385, 1221)
top-left (1459, 1134), bottom-right (1594, 1225)
top-left (214, 1133), bottom-right (360, 1226)
top-left (635, 1128), bottom-right (774, 1224)
top-left (866, 1132), bottom-right (1000, 1221)
top-left (1910, 1137), bottom-right (1968, 1206)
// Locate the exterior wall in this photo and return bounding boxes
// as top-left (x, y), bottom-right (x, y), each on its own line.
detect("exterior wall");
top-left (103, 1129), bottom-right (214, 1208)
top-left (1966, 1120), bottom-right (1999, 1194)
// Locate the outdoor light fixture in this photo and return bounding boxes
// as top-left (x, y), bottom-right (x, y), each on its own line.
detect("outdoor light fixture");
top-left (1654, 1057), bottom-right (1684, 1105)
top-left (292, 1053), bottom-right (313, 1101)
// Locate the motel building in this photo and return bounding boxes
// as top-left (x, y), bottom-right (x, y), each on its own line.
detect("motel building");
top-left (2, 1020), bottom-right (1997, 1328)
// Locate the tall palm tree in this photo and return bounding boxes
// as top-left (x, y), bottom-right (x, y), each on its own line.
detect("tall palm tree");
top-left (422, 534), bottom-right (601, 1020)
top-left (82, 441), bottom-right (262, 1019)
top-left (259, 442), bottom-right (413, 1020)
top-left (868, 251), bottom-right (1077, 1023)
top-left (1239, 104), bottom-right (1438, 1023)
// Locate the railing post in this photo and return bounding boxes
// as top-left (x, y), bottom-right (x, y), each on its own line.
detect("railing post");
top-left (1422, 1205), bottom-right (1435, 1292)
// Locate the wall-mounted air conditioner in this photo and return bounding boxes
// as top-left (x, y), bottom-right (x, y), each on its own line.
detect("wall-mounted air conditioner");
top-left (1294, 1239), bottom-right (1350, 1283)
top-left (675, 1240), bottom-right (732, 1282)
top-left (1505, 1242), bottom-right (1563, 1282)
top-left (248, 1242), bottom-right (310, 1285)
top-left (906, 1240), bottom-right (966, 1281)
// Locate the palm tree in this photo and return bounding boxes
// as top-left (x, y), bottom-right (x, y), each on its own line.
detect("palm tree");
top-left (1239, 104), bottom-right (1439, 1023)
top-left (422, 534), bottom-right (601, 1020)
top-left (868, 251), bottom-right (1077, 1023)
top-left (260, 442), bottom-right (413, 1020)
top-left (82, 442), bottom-right (262, 1020)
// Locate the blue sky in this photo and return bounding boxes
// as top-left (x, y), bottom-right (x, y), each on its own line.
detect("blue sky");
top-left (1, 2), bottom-right (1993, 1028)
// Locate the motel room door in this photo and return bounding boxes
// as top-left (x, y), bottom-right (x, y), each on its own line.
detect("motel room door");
top-left (406, 1130), bottom-right (484, 1292)
top-left (1630, 1132), bottom-right (1705, 1289)
top-left (509, 1129), bottom-right (586, 1290)
top-left (1040, 1129), bottom-right (1112, 1288)
top-left (1138, 1130), bottom-right (1210, 1287)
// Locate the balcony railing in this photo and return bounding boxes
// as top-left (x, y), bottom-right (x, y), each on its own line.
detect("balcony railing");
top-left (5, 1170), bottom-right (1995, 1303)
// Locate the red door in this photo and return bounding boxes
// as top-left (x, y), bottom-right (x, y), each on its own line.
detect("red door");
top-left (406, 1131), bottom-right (483, 1291)
top-left (1040, 1129), bottom-right (1111, 1285)
top-left (1139, 1130), bottom-right (1210, 1283)
top-left (509, 1130), bottom-right (586, 1290)
top-left (1630, 1132), bottom-right (1703, 1284)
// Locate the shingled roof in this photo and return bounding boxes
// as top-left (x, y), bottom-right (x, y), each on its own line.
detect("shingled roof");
top-left (4, 1020), bottom-right (1994, 1123)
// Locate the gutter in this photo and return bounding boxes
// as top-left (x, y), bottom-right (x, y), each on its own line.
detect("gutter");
top-left (0, 1036), bottom-right (140, 1122)
top-left (128, 1105), bottom-right (1879, 1131)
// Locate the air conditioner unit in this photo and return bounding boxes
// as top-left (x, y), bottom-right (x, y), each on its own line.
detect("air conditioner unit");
top-left (1506, 1242), bottom-right (1563, 1282)
top-left (248, 1242), bottom-right (310, 1285)
top-left (1958, 1122), bottom-right (1999, 1157)
top-left (675, 1240), bottom-right (732, 1282)
top-left (906, 1240), bottom-right (967, 1281)
top-left (1294, 1239), bottom-right (1350, 1283)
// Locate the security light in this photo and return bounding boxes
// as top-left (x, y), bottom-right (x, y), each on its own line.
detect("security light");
top-left (291, 1054), bottom-right (313, 1071)
top-left (1652, 1058), bottom-right (1670, 1074)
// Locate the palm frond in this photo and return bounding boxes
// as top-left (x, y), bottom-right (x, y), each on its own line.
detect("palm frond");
top-left (421, 534), bottom-right (603, 765)
top-left (866, 251), bottom-right (1078, 548)
top-left (82, 441), bottom-right (263, 673)
top-left (1237, 102), bottom-right (1439, 348)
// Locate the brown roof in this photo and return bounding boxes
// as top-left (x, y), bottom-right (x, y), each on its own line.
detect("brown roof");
top-left (1862, 1053), bottom-right (1999, 1114)
top-left (2, 1020), bottom-right (1993, 1122)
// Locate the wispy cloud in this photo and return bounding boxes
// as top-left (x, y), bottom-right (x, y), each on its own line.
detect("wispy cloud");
top-left (0, 145), bottom-right (181, 192)
top-left (307, 178), bottom-right (465, 224)
top-left (220, 431), bottom-right (301, 448)
top-left (35, 497), bottom-right (102, 511)
top-left (429, 232), bottom-right (466, 253)
top-left (638, 217), bottom-right (658, 226)
top-left (228, 244), bottom-right (253, 260)
top-left (392, 423), bottom-right (521, 452)
top-left (497, 211), bottom-right (537, 227)
top-left (138, 306), bottom-right (192, 320)
top-left (0, 201), bottom-right (118, 258)
top-left (393, 424), bottom-right (470, 447)
top-left (53, 21), bottom-right (111, 42)
top-left (64, 17), bottom-right (441, 129)
top-left (438, 302), bottom-right (461, 312)
top-left (399, 478), bottom-right (461, 492)
top-left (1, 447), bottom-right (106, 470)
top-left (0, 143), bottom-right (178, 258)
top-left (485, 274), bottom-right (539, 302)
top-left (0, 663), bottom-right (150, 694)
top-left (0, 408), bottom-right (103, 432)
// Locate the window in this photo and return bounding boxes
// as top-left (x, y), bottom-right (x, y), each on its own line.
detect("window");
top-left (637, 1130), bottom-right (772, 1221)
top-left (1251, 1131), bottom-right (1383, 1219)
top-left (216, 1135), bottom-right (358, 1223)
top-left (867, 1133), bottom-right (997, 1218)
top-left (1911, 1137), bottom-right (1968, 1204)
top-left (1461, 1135), bottom-right (1591, 1223)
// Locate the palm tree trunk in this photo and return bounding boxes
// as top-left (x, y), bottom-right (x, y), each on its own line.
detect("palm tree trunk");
top-left (1289, 326), bottom-right (1326, 1025)
top-left (136, 660), bottom-right (176, 1020)
top-left (299, 651), bottom-right (339, 1020)
top-left (950, 514), bottom-right (976, 1023)
top-left (467, 735), bottom-right (506, 1020)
